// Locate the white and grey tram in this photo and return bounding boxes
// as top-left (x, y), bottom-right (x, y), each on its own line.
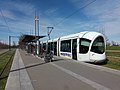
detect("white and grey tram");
top-left (41, 31), bottom-right (106, 63)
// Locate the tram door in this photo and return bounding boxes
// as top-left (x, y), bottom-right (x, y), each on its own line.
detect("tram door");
top-left (54, 42), bottom-right (57, 55)
top-left (72, 39), bottom-right (77, 60)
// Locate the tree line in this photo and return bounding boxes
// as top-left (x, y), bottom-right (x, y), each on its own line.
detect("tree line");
top-left (0, 42), bottom-right (9, 49)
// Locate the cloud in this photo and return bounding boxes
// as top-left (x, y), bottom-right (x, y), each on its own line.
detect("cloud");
top-left (9, 18), bottom-right (34, 33)
top-left (70, 0), bottom-right (89, 7)
top-left (11, 2), bottom-right (35, 16)
top-left (0, 0), bottom-right (35, 17)
top-left (83, 0), bottom-right (120, 21)
top-left (0, 10), bottom-right (16, 20)
top-left (70, 0), bottom-right (120, 41)
top-left (105, 21), bottom-right (120, 35)
top-left (44, 8), bottom-right (58, 15)
top-left (0, 0), bottom-right (36, 35)
top-left (0, 24), bottom-right (7, 27)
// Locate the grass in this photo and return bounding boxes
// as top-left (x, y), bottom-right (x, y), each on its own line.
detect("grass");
top-left (106, 46), bottom-right (120, 57)
top-left (0, 50), bottom-right (15, 90)
top-left (106, 46), bottom-right (120, 50)
top-left (102, 57), bottom-right (120, 70)
top-left (99, 46), bottom-right (120, 70)
top-left (106, 52), bottom-right (120, 57)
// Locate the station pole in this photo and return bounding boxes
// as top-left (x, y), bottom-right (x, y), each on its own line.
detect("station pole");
top-left (35, 11), bottom-right (40, 55)
top-left (9, 36), bottom-right (11, 50)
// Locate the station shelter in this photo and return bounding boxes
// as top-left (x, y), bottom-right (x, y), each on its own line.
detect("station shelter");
top-left (19, 34), bottom-right (46, 55)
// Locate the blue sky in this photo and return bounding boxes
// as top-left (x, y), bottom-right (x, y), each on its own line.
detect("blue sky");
top-left (0, 0), bottom-right (120, 44)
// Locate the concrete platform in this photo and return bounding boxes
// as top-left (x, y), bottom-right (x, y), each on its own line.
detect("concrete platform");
top-left (5, 49), bottom-right (34, 90)
top-left (5, 49), bottom-right (120, 90)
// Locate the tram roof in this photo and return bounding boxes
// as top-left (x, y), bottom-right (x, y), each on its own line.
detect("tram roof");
top-left (60, 31), bottom-right (103, 40)
top-left (60, 31), bottom-right (88, 40)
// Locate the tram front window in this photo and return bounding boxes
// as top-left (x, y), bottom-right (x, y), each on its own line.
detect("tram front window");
top-left (79, 38), bottom-right (91, 54)
top-left (91, 36), bottom-right (105, 54)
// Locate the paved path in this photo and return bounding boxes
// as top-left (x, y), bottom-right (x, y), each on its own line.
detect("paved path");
top-left (0, 49), bottom-right (8, 55)
top-left (5, 49), bottom-right (120, 90)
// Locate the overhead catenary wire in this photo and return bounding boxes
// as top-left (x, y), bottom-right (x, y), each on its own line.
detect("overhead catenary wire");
top-left (0, 9), bottom-right (14, 33)
top-left (54, 0), bottom-right (97, 27)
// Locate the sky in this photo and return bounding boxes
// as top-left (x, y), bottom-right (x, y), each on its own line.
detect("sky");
top-left (0, 0), bottom-right (120, 44)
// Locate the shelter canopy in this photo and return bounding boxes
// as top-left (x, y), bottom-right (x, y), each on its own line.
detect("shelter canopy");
top-left (19, 34), bottom-right (46, 42)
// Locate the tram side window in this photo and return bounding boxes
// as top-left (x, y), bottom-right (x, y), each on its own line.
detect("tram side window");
top-left (79, 38), bottom-right (91, 54)
top-left (54, 42), bottom-right (57, 55)
top-left (91, 36), bottom-right (105, 54)
top-left (43, 43), bottom-right (46, 50)
top-left (51, 42), bottom-right (53, 50)
top-left (61, 40), bottom-right (71, 52)
top-left (47, 43), bottom-right (51, 53)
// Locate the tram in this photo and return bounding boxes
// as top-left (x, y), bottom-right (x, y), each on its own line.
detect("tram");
top-left (42, 31), bottom-right (106, 63)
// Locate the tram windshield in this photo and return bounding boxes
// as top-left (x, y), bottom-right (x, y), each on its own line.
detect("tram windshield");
top-left (91, 36), bottom-right (105, 54)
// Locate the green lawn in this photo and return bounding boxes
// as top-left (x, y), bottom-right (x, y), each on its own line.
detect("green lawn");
top-left (106, 46), bottom-right (120, 57)
top-left (100, 46), bottom-right (120, 70)
top-left (106, 46), bottom-right (120, 50)
top-left (102, 57), bottom-right (120, 70)
top-left (0, 50), bottom-right (15, 90)
top-left (106, 52), bottom-right (120, 57)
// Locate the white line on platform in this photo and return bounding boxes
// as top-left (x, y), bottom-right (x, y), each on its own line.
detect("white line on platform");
top-left (51, 63), bottom-right (111, 90)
